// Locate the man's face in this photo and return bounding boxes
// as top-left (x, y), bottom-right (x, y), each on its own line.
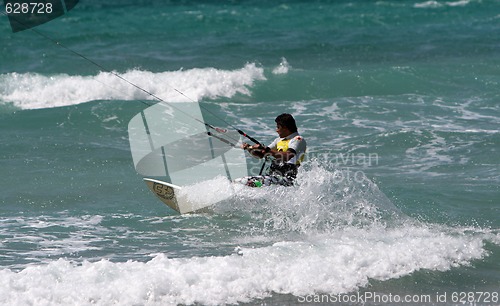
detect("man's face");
top-left (276, 124), bottom-right (290, 138)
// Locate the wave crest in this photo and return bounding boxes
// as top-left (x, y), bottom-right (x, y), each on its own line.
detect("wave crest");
top-left (0, 63), bottom-right (265, 110)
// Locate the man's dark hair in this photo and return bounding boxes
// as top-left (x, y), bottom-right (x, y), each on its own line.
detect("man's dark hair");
top-left (275, 113), bottom-right (298, 133)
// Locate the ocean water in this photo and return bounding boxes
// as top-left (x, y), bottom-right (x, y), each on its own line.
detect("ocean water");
top-left (1, 0), bottom-right (499, 305)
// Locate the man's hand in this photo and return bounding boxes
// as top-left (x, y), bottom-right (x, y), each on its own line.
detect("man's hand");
top-left (241, 143), bottom-right (268, 159)
top-left (241, 142), bottom-right (251, 150)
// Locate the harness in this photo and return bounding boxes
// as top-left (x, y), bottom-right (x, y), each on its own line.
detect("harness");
top-left (268, 137), bottom-right (304, 179)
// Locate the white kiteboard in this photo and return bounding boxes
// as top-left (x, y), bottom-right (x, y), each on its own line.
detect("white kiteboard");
top-left (129, 102), bottom-right (250, 214)
top-left (144, 178), bottom-right (215, 214)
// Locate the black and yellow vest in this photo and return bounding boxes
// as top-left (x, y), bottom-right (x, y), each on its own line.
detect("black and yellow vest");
top-left (276, 138), bottom-right (305, 165)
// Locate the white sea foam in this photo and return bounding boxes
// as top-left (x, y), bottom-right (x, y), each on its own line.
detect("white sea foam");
top-left (0, 225), bottom-right (493, 306)
top-left (272, 57), bottom-right (291, 75)
top-left (0, 214), bottom-right (110, 268)
top-left (177, 176), bottom-right (236, 211)
top-left (414, 0), bottom-right (443, 8)
top-left (414, 0), bottom-right (471, 8)
top-left (1, 163), bottom-right (497, 305)
top-left (0, 63), bottom-right (265, 110)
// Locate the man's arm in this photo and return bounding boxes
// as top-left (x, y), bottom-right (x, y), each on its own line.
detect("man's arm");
top-left (241, 142), bottom-right (296, 161)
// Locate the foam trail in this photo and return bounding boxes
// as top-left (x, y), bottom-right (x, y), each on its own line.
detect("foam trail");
top-left (220, 160), bottom-right (405, 234)
top-left (0, 63), bottom-right (265, 110)
top-left (0, 162), bottom-right (497, 305)
top-left (0, 226), bottom-right (494, 306)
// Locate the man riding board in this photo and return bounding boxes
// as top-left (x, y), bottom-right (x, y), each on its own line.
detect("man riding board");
top-left (240, 113), bottom-right (307, 187)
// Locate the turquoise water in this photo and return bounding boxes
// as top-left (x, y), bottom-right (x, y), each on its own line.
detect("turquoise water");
top-left (1, 1), bottom-right (499, 305)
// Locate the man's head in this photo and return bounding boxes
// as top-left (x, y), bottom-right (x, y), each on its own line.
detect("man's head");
top-left (275, 113), bottom-right (297, 138)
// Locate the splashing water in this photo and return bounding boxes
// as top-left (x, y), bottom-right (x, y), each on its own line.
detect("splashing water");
top-left (217, 160), bottom-right (404, 235)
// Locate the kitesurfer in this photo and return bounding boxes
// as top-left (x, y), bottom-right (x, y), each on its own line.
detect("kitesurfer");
top-left (240, 113), bottom-right (307, 187)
